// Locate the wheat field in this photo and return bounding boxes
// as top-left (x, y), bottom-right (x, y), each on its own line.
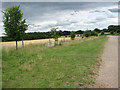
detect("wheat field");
top-left (2, 37), bottom-right (82, 49)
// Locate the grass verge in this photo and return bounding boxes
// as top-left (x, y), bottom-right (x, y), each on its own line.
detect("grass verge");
top-left (2, 36), bottom-right (108, 88)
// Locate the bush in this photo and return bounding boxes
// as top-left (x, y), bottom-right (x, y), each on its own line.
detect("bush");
top-left (81, 34), bottom-right (84, 39)
top-left (70, 31), bottom-right (76, 40)
top-left (83, 30), bottom-right (91, 37)
top-left (83, 30), bottom-right (98, 37)
top-left (101, 31), bottom-right (104, 35)
top-left (91, 31), bottom-right (98, 36)
top-left (110, 31), bottom-right (114, 34)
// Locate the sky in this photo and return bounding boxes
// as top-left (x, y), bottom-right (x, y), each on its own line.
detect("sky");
top-left (0, 2), bottom-right (120, 36)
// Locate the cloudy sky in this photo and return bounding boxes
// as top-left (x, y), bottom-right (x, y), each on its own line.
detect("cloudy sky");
top-left (0, 2), bottom-right (120, 36)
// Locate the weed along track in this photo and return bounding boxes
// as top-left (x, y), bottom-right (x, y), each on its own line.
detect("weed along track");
top-left (2, 36), bottom-right (108, 88)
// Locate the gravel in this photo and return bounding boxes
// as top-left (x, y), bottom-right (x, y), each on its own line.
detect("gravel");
top-left (93, 36), bottom-right (118, 88)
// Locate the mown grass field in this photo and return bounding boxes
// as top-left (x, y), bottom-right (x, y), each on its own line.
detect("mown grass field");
top-left (2, 36), bottom-right (108, 88)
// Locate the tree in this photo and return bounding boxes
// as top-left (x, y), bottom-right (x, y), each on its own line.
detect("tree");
top-left (20, 19), bottom-right (28, 48)
top-left (70, 31), bottom-right (75, 40)
top-left (108, 25), bottom-right (120, 34)
top-left (116, 28), bottom-right (120, 33)
top-left (117, 25), bottom-right (120, 34)
top-left (108, 25), bottom-right (115, 34)
top-left (2, 3), bottom-right (28, 50)
top-left (50, 27), bottom-right (59, 45)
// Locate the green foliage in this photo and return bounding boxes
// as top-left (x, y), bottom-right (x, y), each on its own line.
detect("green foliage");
top-left (83, 30), bottom-right (91, 37)
top-left (101, 31), bottom-right (104, 35)
top-left (94, 28), bottom-right (101, 33)
top-left (70, 31), bottom-right (75, 40)
top-left (2, 3), bottom-right (28, 49)
top-left (116, 29), bottom-right (120, 33)
top-left (2, 32), bottom-right (51, 42)
top-left (58, 30), bottom-right (63, 36)
top-left (83, 30), bottom-right (98, 37)
top-left (75, 30), bottom-right (84, 34)
top-left (81, 34), bottom-right (84, 38)
top-left (108, 25), bottom-right (120, 34)
top-left (110, 31), bottom-right (114, 34)
top-left (91, 31), bottom-right (98, 36)
top-left (2, 3), bottom-right (28, 40)
top-left (2, 24), bottom-right (120, 42)
top-left (50, 28), bottom-right (59, 41)
top-left (102, 28), bottom-right (109, 32)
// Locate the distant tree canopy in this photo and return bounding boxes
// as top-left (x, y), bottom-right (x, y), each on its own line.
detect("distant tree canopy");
top-left (75, 30), bottom-right (84, 34)
top-left (62, 31), bottom-right (71, 36)
top-left (108, 25), bottom-right (120, 34)
top-left (94, 28), bottom-right (101, 33)
top-left (102, 28), bottom-right (109, 32)
top-left (2, 3), bottom-right (28, 50)
top-left (2, 30), bottom-right (84, 42)
top-left (2, 25), bottom-right (120, 42)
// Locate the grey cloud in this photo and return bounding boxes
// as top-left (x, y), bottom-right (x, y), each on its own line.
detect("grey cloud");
top-left (89, 10), bottom-right (101, 13)
top-left (55, 19), bottom-right (78, 27)
top-left (2, 2), bottom-right (117, 22)
top-left (95, 16), bottom-right (106, 21)
top-left (93, 10), bottom-right (101, 12)
top-left (104, 11), bottom-right (116, 18)
top-left (89, 10), bottom-right (106, 13)
top-left (108, 8), bottom-right (120, 12)
top-left (86, 16), bottom-right (106, 24)
top-left (1, 2), bottom-right (118, 33)
top-left (70, 13), bottom-right (74, 15)
top-left (70, 20), bottom-right (78, 23)
top-left (27, 18), bottom-right (78, 32)
top-left (56, 22), bottom-right (71, 26)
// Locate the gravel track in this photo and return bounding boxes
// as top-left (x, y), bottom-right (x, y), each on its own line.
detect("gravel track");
top-left (93, 36), bottom-right (118, 88)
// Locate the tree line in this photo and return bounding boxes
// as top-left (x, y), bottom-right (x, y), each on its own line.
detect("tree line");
top-left (1, 30), bottom-right (83, 42)
top-left (2, 25), bottom-right (120, 42)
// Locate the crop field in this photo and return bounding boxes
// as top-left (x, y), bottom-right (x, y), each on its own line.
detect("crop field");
top-left (2, 37), bottom-right (82, 49)
top-left (2, 36), bottom-right (108, 88)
